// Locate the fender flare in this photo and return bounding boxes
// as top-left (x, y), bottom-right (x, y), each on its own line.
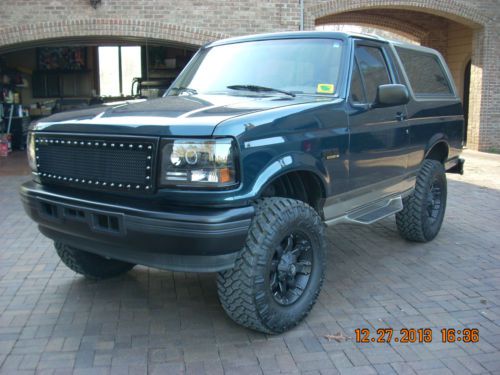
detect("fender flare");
top-left (248, 152), bottom-right (329, 200)
top-left (423, 135), bottom-right (450, 163)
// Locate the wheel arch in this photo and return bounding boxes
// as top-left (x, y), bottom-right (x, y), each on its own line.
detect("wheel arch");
top-left (424, 139), bottom-right (450, 164)
top-left (259, 167), bottom-right (328, 217)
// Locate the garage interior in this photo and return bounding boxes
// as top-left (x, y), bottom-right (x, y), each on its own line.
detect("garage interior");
top-left (0, 37), bottom-right (196, 169)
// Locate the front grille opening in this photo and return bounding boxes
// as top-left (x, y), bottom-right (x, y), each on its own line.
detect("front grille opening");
top-left (41, 202), bottom-right (58, 218)
top-left (109, 216), bottom-right (119, 231)
top-left (65, 208), bottom-right (85, 220)
top-left (93, 213), bottom-right (120, 233)
top-left (35, 135), bottom-right (155, 193)
top-left (97, 214), bottom-right (108, 228)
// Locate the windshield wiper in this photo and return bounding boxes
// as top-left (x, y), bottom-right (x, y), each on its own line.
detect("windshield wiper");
top-left (227, 84), bottom-right (296, 97)
top-left (171, 87), bottom-right (198, 96)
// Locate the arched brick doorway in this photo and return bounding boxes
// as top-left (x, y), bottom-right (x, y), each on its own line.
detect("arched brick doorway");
top-left (0, 19), bottom-right (227, 52)
top-left (0, 20), bottom-right (228, 112)
top-left (306, 0), bottom-right (496, 151)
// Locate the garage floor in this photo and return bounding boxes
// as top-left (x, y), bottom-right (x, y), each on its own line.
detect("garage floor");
top-left (0, 150), bottom-right (499, 374)
top-left (0, 151), bottom-right (31, 177)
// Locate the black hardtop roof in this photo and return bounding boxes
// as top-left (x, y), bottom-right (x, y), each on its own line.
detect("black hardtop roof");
top-left (206, 31), bottom-right (386, 46)
top-left (205, 31), bottom-right (437, 55)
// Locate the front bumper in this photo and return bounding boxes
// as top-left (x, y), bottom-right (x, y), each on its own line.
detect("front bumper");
top-left (20, 182), bottom-right (254, 272)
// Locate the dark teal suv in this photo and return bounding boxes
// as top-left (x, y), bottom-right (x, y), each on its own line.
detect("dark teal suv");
top-left (21, 32), bottom-right (464, 333)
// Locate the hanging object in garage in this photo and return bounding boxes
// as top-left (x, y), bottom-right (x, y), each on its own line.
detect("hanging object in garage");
top-left (89, 0), bottom-right (101, 9)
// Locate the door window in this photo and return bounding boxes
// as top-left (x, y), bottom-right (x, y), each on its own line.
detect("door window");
top-left (354, 45), bottom-right (391, 103)
top-left (350, 60), bottom-right (366, 104)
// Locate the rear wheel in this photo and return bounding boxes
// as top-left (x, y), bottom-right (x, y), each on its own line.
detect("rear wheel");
top-left (55, 242), bottom-right (135, 279)
top-left (396, 159), bottom-right (447, 242)
top-left (217, 197), bottom-right (326, 334)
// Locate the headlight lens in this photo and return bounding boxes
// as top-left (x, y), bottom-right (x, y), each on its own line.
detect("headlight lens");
top-left (159, 138), bottom-right (238, 188)
top-left (27, 133), bottom-right (37, 172)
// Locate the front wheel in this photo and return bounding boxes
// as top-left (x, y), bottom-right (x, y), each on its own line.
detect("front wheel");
top-left (396, 159), bottom-right (447, 242)
top-left (55, 242), bottom-right (135, 279)
top-left (217, 198), bottom-right (326, 334)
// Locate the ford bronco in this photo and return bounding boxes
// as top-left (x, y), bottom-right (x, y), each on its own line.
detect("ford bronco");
top-left (21, 32), bottom-right (465, 333)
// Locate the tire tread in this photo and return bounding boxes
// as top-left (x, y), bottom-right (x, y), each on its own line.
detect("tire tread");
top-left (396, 160), bottom-right (446, 242)
top-left (55, 242), bottom-right (135, 280)
top-left (217, 197), bottom-right (325, 334)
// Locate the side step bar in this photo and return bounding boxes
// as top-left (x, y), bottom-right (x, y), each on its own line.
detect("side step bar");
top-left (325, 195), bottom-right (404, 226)
top-left (446, 158), bottom-right (465, 175)
top-left (346, 196), bottom-right (403, 224)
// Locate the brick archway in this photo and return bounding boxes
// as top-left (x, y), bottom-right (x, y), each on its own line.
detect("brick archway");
top-left (306, 0), bottom-right (489, 29)
top-left (0, 19), bottom-right (229, 51)
top-left (316, 13), bottom-right (426, 41)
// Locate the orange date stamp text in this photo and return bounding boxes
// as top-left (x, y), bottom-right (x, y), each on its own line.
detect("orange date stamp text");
top-left (354, 328), bottom-right (479, 343)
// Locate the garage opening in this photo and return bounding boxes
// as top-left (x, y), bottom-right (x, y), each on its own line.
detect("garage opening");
top-left (0, 37), bottom-right (197, 163)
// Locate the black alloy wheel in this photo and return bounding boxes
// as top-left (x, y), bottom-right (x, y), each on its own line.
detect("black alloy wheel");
top-left (270, 232), bottom-right (313, 306)
top-left (427, 180), bottom-right (444, 224)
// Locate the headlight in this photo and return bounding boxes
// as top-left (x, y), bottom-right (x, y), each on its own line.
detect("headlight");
top-left (159, 138), bottom-right (238, 188)
top-left (27, 133), bottom-right (37, 172)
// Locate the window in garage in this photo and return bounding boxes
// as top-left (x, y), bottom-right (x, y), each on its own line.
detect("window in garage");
top-left (98, 46), bottom-right (142, 97)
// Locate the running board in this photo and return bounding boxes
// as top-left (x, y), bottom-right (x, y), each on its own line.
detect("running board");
top-left (325, 196), bottom-right (404, 226)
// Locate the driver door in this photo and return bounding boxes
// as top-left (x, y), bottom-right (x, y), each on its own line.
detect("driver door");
top-left (347, 41), bottom-right (409, 191)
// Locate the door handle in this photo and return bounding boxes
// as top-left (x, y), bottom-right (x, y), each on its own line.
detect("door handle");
top-left (395, 112), bottom-right (406, 121)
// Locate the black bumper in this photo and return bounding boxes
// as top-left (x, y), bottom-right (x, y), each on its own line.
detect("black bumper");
top-left (20, 182), bottom-right (254, 272)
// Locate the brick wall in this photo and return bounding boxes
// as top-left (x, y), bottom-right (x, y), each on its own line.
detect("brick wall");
top-left (0, 0), bottom-right (301, 48)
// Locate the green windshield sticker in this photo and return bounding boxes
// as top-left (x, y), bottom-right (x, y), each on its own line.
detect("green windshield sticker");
top-left (317, 84), bottom-right (334, 94)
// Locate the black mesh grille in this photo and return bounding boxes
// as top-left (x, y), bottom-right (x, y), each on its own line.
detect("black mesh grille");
top-left (35, 135), bottom-right (156, 193)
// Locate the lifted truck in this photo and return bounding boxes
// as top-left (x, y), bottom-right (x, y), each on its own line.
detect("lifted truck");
top-left (21, 32), bottom-right (464, 333)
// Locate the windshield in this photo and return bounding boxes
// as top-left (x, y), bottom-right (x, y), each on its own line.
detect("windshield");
top-left (168, 38), bottom-right (344, 96)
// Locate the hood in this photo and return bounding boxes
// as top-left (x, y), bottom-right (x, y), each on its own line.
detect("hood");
top-left (32, 94), bottom-right (332, 137)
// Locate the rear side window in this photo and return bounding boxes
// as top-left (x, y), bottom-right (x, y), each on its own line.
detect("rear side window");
top-left (355, 45), bottom-right (391, 103)
top-left (396, 47), bottom-right (453, 97)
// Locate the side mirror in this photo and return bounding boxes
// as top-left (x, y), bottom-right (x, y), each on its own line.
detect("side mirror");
top-left (374, 84), bottom-right (409, 107)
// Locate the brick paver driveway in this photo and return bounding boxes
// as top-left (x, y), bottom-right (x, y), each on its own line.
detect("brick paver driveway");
top-left (1, 150), bottom-right (499, 375)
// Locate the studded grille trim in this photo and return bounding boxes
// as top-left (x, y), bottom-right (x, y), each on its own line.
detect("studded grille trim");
top-left (34, 134), bottom-right (157, 193)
